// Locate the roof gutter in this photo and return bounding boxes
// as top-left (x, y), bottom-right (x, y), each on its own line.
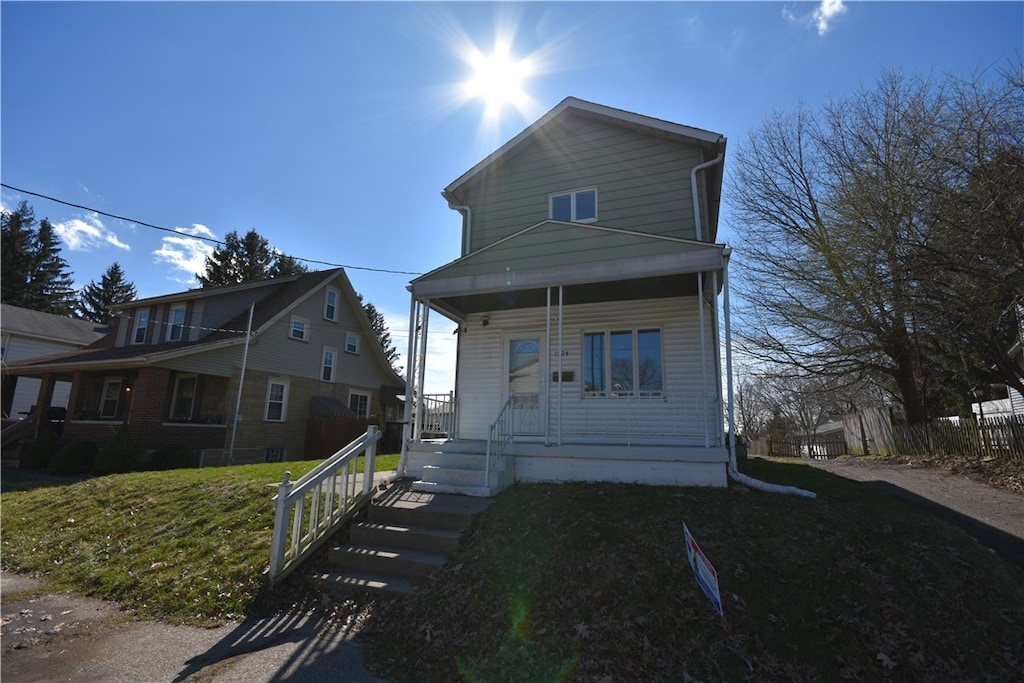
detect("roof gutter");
top-left (442, 191), bottom-right (472, 255)
top-left (690, 144), bottom-right (724, 242)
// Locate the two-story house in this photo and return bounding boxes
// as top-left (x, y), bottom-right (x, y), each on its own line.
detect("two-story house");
top-left (6, 268), bottom-right (404, 465)
top-left (399, 97), bottom-right (736, 495)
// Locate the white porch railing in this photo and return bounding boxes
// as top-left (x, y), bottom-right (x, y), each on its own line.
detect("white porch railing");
top-left (486, 392), bottom-right (515, 484)
top-left (268, 426), bottom-right (380, 583)
top-left (420, 392), bottom-right (457, 438)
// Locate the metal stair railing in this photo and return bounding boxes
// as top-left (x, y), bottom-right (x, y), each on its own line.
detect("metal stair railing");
top-left (485, 392), bottom-right (514, 487)
top-left (268, 425), bottom-right (381, 583)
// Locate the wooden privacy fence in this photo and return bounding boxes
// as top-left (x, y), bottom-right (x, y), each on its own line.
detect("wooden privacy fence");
top-left (767, 436), bottom-right (848, 459)
top-left (891, 415), bottom-right (1024, 460)
top-left (305, 416), bottom-right (369, 460)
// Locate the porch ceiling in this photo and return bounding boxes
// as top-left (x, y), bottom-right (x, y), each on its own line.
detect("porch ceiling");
top-left (427, 272), bottom-right (710, 319)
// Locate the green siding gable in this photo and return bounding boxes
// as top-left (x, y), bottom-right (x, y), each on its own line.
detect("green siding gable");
top-left (459, 113), bottom-right (706, 251)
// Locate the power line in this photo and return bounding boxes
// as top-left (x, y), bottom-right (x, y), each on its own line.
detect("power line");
top-left (0, 183), bottom-right (424, 276)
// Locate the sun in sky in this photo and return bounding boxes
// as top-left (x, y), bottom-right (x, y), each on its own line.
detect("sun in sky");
top-left (458, 35), bottom-right (539, 126)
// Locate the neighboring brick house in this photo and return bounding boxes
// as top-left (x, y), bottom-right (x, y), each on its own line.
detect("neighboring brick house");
top-left (6, 269), bottom-right (404, 464)
top-left (1, 304), bottom-right (107, 421)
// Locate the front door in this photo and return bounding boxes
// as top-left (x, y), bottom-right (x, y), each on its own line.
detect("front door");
top-left (507, 336), bottom-right (543, 435)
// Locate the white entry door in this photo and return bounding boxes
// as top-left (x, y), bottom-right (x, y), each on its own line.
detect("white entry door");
top-left (507, 336), bottom-right (543, 435)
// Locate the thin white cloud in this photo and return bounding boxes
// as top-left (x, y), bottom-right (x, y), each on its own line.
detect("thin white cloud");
top-left (782, 0), bottom-right (847, 36)
top-left (813, 0), bottom-right (847, 36)
top-left (52, 213), bottom-right (131, 251)
top-left (152, 224), bottom-right (216, 282)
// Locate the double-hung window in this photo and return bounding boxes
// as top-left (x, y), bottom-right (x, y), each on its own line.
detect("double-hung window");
top-left (324, 287), bottom-right (339, 322)
top-left (583, 329), bottom-right (663, 397)
top-left (289, 315), bottom-right (309, 341)
top-left (550, 187), bottom-right (598, 223)
top-left (133, 310), bottom-right (150, 344)
top-left (348, 391), bottom-right (370, 418)
top-left (321, 346), bottom-right (337, 382)
top-left (345, 333), bottom-right (359, 354)
top-left (265, 379), bottom-right (289, 421)
top-left (168, 305), bottom-right (186, 342)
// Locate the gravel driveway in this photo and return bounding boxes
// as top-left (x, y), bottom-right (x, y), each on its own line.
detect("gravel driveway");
top-left (794, 456), bottom-right (1023, 567)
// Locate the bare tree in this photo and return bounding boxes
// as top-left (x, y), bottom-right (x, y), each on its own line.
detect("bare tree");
top-left (729, 66), bottom-right (1023, 422)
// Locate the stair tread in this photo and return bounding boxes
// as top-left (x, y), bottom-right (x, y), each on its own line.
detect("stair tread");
top-left (334, 544), bottom-right (448, 565)
top-left (315, 570), bottom-right (418, 596)
top-left (355, 521), bottom-right (462, 538)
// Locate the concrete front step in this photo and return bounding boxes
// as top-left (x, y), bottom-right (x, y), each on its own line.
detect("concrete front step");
top-left (409, 480), bottom-right (496, 497)
top-left (316, 486), bottom-right (493, 597)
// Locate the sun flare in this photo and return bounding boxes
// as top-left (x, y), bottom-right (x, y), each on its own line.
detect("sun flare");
top-left (460, 40), bottom-right (535, 122)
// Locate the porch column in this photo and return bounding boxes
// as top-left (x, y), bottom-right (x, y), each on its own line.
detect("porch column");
top-left (697, 271), bottom-right (710, 448)
top-left (712, 270), bottom-right (725, 447)
top-left (399, 292), bottom-right (419, 470)
top-left (722, 252), bottom-right (737, 459)
top-left (415, 300), bottom-right (431, 441)
top-left (30, 373), bottom-right (56, 434)
top-left (544, 287), bottom-right (552, 445)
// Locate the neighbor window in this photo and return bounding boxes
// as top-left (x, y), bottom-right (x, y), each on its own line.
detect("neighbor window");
top-left (345, 333), bottom-right (359, 354)
top-left (169, 374), bottom-right (197, 421)
top-left (133, 310), bottom-right (150, 344)
top-left (324, 287), bottom-right (339, 321)
top-left (167, 305), bottom-right (186, 342)
top-left (321, 346), bottom-right (337, 382)
top-left (265, 447), bottom-right (285, 463)
top-left (265, 379), bottom-right (289, 421)
top-left (348, 391), bottom-right (370, 418)
top-left (550, 187), bottom-right (597, 223)
top-left (100, 377), bottom-right (124, 418)
top-left (583, 329), bottom-right (663, 396)
top-left (289, 315), bottom-right (309, 341)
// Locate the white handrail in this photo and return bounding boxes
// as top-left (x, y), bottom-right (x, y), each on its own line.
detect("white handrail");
top-left (268, 425), bottom-right (381, 583)
top-left (485, 392), bottom-right (515, 485)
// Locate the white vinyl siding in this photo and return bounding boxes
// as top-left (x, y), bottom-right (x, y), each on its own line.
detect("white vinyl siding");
top-left (454, 297), bottom-right (717, 444)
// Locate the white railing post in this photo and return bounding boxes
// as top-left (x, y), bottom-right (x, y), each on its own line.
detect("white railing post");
top-left (363, 425), bottom-right (378, 495)
top-left (269, 471), bottom-right (293, 579)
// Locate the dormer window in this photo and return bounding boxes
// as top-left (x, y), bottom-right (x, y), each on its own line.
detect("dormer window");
top-left (167, 305), bottom-right (186, 342)
top-left (133, 310), bottom-right (150, 344)
top-left (550, 187), bottom-right (597, 223)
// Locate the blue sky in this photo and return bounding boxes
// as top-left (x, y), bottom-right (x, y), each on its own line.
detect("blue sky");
top-left (2, 1), bottom-right (1021, 392)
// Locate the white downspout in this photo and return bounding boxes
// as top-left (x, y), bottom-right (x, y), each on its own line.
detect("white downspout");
top-left (397, 291), bottom-right (419, 479)
top-left (722, 249), bottom-right (816, 498)
top-left (690, 152), bottom-right (724, 242)
top-left (443, 191), bottom-right (473, 255)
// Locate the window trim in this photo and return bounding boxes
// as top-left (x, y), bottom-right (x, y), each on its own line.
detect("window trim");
top-left (321, 346), bottom-right (337, 383)
top-left (169, 373), bottom-right (198, 421)
top-left (582, 328), bottom-right (664, 398)
top-left (265, 378), bottom-right (290, 422)
top-left (289, 315), bottom-right (309, 342)
top-left (549, 187), bottom-right (598, 223)
top-left (348, 390), bottom-right (371, 419)
top-left (167, 305), bottom-right (186, 342)
top-left (133, 310), bottom-right (150, 344)
top-left (100, 377), bottom-right (124, 418)
top-left (344, 332), bottom-right (359, 355)
top-left (323, 287), bottom-right (340, 322)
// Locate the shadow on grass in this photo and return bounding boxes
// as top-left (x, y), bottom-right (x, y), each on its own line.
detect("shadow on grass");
top-left (742, 456), bottom-right (1024, 569)
top-left (0, 467), bottom-right (90, 493)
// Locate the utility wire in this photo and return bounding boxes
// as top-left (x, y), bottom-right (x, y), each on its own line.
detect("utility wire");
top-left (1, 183), bottom-right (424, 276)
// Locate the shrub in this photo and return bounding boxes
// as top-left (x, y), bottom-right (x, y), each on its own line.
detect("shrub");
top-left (93, 425), bottom-right (144, 475)
top-left (21, 429), bottom-right (61, 471)
top-left (47, 440), bottom-right (98, 475)
top-left (146, 444), bottom-right (199, 471)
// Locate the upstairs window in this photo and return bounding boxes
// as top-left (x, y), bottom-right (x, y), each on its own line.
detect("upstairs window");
top-left (167, 305), bottom-right (186, 342)
top-left (550, 187), bottom-right (597, 223)
top-left (289, 315), bottom-right (309, 341)
top-left (133, 310), bottom-right (150, 344)
top-left (324, 287), bottom-right (339, 322)
top-left (345, 333), bottom-right (359, 354)
top-left (321, 346), bottom-right (337, 382)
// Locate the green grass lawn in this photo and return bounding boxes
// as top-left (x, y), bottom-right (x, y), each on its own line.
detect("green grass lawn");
top-left (2, 456), bottom-right (1021, 680)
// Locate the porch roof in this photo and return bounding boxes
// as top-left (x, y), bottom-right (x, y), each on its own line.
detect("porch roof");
top-left (411, 221), bottom-right (726, 319)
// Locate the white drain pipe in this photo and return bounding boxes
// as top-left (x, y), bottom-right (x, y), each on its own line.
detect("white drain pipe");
top-left (722, 249), bottom-right (816, 499)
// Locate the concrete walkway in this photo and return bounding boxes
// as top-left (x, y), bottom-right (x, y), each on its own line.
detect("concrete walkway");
top-left (1, 571), bottom-right (389, 682)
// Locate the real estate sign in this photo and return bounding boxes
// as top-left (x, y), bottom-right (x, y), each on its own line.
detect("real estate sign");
top-left (683, 523), bottom-right (723, 617)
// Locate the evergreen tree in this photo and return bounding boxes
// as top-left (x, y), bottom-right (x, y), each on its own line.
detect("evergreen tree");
top-left (358, 293), bottom-right (401, 373)
top-left (197, 229), bottom-right (307, 286)
top-left (1, 201), bottom-right (77, 315)
top-left (77, 262), bottom-right (138, 324)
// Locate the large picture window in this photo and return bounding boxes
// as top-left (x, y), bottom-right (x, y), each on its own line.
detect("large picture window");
top-left (169, 374), bottom-right (197, 421)
top-left (583, 329), bottom-right (663, 396)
